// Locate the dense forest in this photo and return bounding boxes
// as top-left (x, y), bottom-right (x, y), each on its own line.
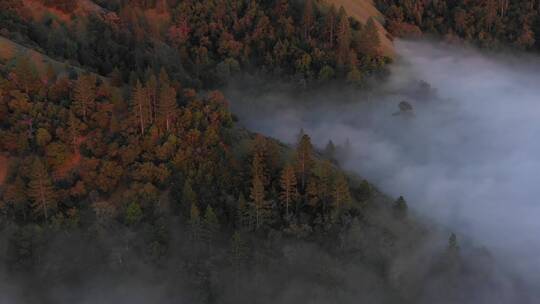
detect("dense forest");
top-left (0, 0), bottom-right (529, 303)
top-left (376, 0), bottom-right (540, 51)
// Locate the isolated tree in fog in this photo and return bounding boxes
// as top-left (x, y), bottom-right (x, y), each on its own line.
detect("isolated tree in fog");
top-left (296, 134), bottom-right (314, 190)
top-left (72, 74), bottom-right (96, 121)
top-left (279, 164), bottom-right (298, 218)
top-left (393, 196), bottom-right (408, 219)
top-left (28, 158), bottom-right (56, 221)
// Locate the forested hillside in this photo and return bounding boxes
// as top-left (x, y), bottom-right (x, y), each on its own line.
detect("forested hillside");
top-left (0, 1), bottom-right (521, 303)
top-left (376, 0), bottom-right (539, 51)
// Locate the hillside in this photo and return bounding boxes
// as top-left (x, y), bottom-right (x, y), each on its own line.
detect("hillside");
top-left (327, 0), bottom-right (394, 57)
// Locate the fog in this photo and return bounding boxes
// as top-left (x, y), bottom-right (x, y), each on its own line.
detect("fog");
top-left (229, 40), bottom-right (540, 297)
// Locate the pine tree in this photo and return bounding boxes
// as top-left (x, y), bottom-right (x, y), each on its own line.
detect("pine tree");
top-left (393, 196), bottom-right (408, 219)
top-left (132, 80), bottom-right (148, 135)
top-left (336, 7), bottom-right (351, 65)
top-left (303, 0), bottom-right (314, 40)
top-left (279, 164), bottom-right (298, 218)
top-left (146, 73), bottom-right (158, 124)
top-left (158, 84), bottom-right (177, 132)
top-left (296, 134), bottom-right (313, 190)
top-left (202, 206), bottom-right (220, 251)
top-left (72, 74), bottom-right (96, 121)
top-left (67, 111), bottom-right (80, 152)
top-left (28, 158), bottom-right (56, 221)
top-left (333, 173), bottom-right (351, 210)
top-left (251, 152), bottom-right (267, 186)
top-left (189, 202), bottom-right (202, 242)
top-left (325, 4), bottom-right (337, 47)
top-left (358, 17), bottom-right (380, 57)
top-left (237, 194), bottom-right (254, 231)
top-left (250, 174), bottom-right (269, 230)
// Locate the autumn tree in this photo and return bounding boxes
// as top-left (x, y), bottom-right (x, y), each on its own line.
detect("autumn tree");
top-left (325, 4), bottom-right (337, 47)
top-left (28, 158), bottom-right (56, 221)
top-left (279, 164), bottom-right (298, 218)
top-left (72, 74), bottom-right (97, 121)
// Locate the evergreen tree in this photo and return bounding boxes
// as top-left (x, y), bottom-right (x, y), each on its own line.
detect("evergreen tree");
top-left (333, 173), bottom-right (351, 210)
top-left (393, 196), bottom-right (408, 220)
top-left (279, 164), bottom-right (298, 218)
top-left (132, 80), bottom-right (148, 135)
top-left (336, 7), bottom-right (351, 65)
top-left (202, 206), bottom-right (220, 251)
top-left (296, 134), bottom-right (313, 190)
top-left (189, 202), bottom-right (202, 242)
top-left (358, 17), bottom-right (381, 57)
top-left (250, 174), bottom-right (269, 230)
top-left (72, 74), bottom-right (97, 121)
top-left (158, 84), bottom-right (177, 132)
top-left (28, 158), bottom-right (56, 221)
top-left (303, 0), bottom-right (314, 40)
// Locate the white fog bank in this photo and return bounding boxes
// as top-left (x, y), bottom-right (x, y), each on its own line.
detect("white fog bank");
top-left (229, 40), bottom-right (540, 295)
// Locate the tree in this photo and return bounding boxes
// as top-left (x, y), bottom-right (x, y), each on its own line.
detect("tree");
top-left (158, 84), bottom-right (177, 132)
top-left (125, 202), bottom-right (143, 225)
top-left (333, 173), bottom-right (351, 210)
top-left (303, 0), bottom-right (314, 40)
top-left (132, 80), bottom-right (148, 135)
top-left (14, 56), bottom-right (37, 94)
top-left (28, 158), bottom-right (56, 221)
top-left (393, 196), bottom-right (408, 219)
top-left (358, 17), bottom-right (381, 57)
top-left (189, 202), bottom-right (202, 242)
top-left (279, 164), bottom-right (298, 218)
top-left (67, 111), bottom-right (80, 151)
top-left (325, 4), bottom-right (337, 47)
top-left (237, 194), bottom-right (254, 231)
top-left (336, 7), bottom-right (351, 65)
top-left (146, 73), bottom-right (158, 123)
top-left (296, 134), bottom-right (313, 190)
top-left (202, 206), bottom-right (220, 251)
top-left (230, 231), bottom-right (248, 291)
top-left (250, 174), bottom-right (269, 230)
top-left (4, 176), bottom-right (29, 220)
top-left (72, 74), bottom-right (97, 121)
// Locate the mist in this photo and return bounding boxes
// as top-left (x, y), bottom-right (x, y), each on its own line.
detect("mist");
top-left (228, 40), bottom-right (540, 298)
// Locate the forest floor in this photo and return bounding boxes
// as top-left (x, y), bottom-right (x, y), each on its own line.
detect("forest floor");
top-left (326, 0), bottom-right (395, 57)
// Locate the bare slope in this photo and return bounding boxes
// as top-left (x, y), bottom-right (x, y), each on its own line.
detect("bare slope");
top-left (326, 0), bottom-right (394, 57)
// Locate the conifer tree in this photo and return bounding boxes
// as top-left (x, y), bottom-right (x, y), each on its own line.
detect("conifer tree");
top-left (146, 73), bottom-right (158, 124)
top-left (132, 80), bottom-right (148, 135)
top-left (296, 134), bottom-right (313, 190)
top-left (250, 174), bottom-right (269, 230)
top-left (393, 196), bottom-right (408, 220)
top-left (358, 17), bottom-right (380, 57)
top-left (237, 194), bottom-right (254, 231)
top-left (28, 158), bottom-right (56, 221)
top-left (336, 7), bottom-right (351, 65)
top-left (158, 84), bottom-right (177, 132)
top-left (189, 202), bottom-right (202, 242)
top-left (333, 173), bottom-right (351, 210)
top-left (279, 164), bottom-right (298, 218)
top-left (325, 4), bottom-right (337, 47)
top-left (202, 206), bottom-right (220, 251)
top-left (73, 74), bottom-right (97, 121)
top-left (67, 111), bottom-right (80, 152)
top-left (303, 0), bottom-right (314, 40)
